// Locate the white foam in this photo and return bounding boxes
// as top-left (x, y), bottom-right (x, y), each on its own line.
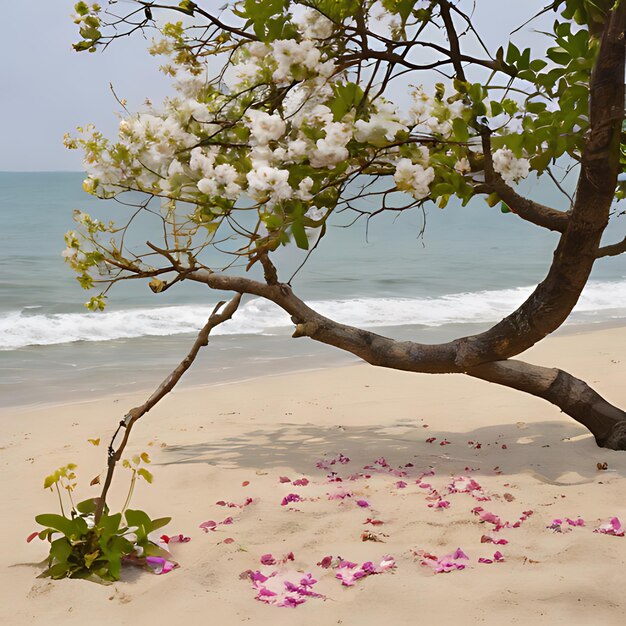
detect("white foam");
top-left (1, 279), bottom-right (624, 350)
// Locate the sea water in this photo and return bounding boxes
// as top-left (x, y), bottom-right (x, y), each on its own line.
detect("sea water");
top-left (1, 171), bottom-right (624, 407)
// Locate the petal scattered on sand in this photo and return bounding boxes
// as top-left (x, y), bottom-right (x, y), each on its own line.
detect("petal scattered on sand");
top-left (335, 555), bottom-right (396, 586)
top-left (145, 556), bottom-right (177, 575)
top-left (594, 517), bottom-right (625, 537)
top-left (160, 534), bottom-right (191, 544)
top-left (281, 493), bottom-right (303, 506)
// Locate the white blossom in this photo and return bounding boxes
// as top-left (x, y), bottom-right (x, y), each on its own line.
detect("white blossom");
top-left (311, 121), bottom-right (351, 168)
top-left (394, 158), bottom-right (435, 200)
top-left (296, 9), bottom-right (335, 40)
top-left (296, 176), bottom-right (314, 200)
top-left (189, 147), bottom-right (217, 176)
top-left (454, 157), bottom-right (471, 174)
top-left (287, 138), bottom-right (309, 161)
top-left (354, 113), bottom-right (408, 145)
top-left (492, 148), bottom-right (530, 183)
top-left (197, 177), bottom-right (218, 196)
top-left (305, 206), bottom-right (325, 221)
top-left (270, 39), bottom-right (321, 85)
top-left (246, 166), bottom-right (293, 202)
top-left (245, 109), bottom-right (286, 145)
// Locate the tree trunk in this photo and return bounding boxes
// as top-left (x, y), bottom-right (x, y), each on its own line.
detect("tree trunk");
top-left (467, 360), bottom-right (626, 450)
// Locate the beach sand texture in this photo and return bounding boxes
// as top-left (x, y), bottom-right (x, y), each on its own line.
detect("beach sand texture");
top-left (2, 326), bottom-right (625, 625)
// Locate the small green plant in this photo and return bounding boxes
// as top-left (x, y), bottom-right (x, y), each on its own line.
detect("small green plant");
top-left (30, 455), bottom-right (175, 582)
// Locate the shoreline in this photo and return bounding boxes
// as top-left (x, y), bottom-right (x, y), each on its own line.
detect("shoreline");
top-left (2, 317), bottom-right (625, 414)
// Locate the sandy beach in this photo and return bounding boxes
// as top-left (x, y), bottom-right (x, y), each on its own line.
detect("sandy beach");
top-left (2, 325), bottom-right (626, 625)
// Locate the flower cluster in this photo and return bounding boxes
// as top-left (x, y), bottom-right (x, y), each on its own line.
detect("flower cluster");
top-left (492, 148), bottom-right (531, 183)
top-left (64, 5), bottom-right (542, 308)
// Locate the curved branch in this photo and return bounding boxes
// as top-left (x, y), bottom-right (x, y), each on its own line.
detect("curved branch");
top-left (477, 134), bottom-right (569, 232)
top-left (597, 235), bottom-right (626, 257)
top-left (94, 293), bottom-right (242, 522)
top-left (466, 359), bottom-right (626, 450)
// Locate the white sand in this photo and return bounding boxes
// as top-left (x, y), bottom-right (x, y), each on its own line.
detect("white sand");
top-left (2, 326), bottom-right (626, 625)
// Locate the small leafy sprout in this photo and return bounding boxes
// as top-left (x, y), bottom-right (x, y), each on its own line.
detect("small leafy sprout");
top-left (33, 457), bottom-right (172, 582)
top-left (121, 452), bottom-right (154, 512)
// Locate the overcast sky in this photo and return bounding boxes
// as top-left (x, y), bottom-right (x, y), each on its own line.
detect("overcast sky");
top-left (0, 1), bottom-right (548, 171)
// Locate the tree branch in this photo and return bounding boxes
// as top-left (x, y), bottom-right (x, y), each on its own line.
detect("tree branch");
top-left (596, 235), bottom-right (626, 257)
top-left (478, 132), bottom-right (569, 232)
top-left (94, 293), bottom-right (242, 522)
top-left (438, 0), bottom-right (466, 80)
top-left (466, 359), bottom-right (626, 450)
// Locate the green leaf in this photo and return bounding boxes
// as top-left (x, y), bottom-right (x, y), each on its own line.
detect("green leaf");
top-left (84, 551), bottom-right (101, 569)
top-left (125, 509), bottom-right (153, 534)
top-left (49, 537), bottom-right (73, 563)
top-left (178, 0), bottom-right (197, 15)
top-left (328, 82), bottom-right (364, 122)
top-left (98, 512), bottom-right (122, 538)
top-left (35, 514), bottom-right (76, 537)
top-left (485, 193), bottom-right (500, 208)
top-left (39, 562), bottom-right (71, 580)
top-left (137, 468), bottom-right (153, 483)
top-left (290, 219), bottom-right (309, 250)
top-left (150, 516), bottom-right (172, 532)
top-left (506, 42), bottom-right (520, 64)
top-left (76, 498), bottom-right (98, 514)
top-left (452, 118), bottom-right (469, 143)
top-left (500, 202), bottom-right (511, 213)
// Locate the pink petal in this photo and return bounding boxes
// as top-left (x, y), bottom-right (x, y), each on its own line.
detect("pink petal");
top-left (26, 531), bottom-right (39, 543)
top-left (223, 538), bottom-right (235, 544)
top-left (145, 556), bottom-right (177, 575)
top-left (395, 481), bottom-right (408, 489)
top-left (452, 548), bottom-right (469, 560)
top-left (281, 493), bottom-right (303, 506)
top-left (222, 517), bottom-right (234, 525)
top-left (279, 476), bottom-right (291, 483)
top-left (317, 556), bottom-right (333, 569)
top-left (199, 520), bottom-right (217, 532)
top-left (356, 499), bottom-right (370, 508)
top-left (160, 533), bottom-right (191, 544)
top-left (292, 478), bottom-right (309, 487)
top-left (261, 554), bottom-right (276, 565)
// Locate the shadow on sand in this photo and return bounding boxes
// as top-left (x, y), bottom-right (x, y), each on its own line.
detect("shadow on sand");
top-left (160, 418), bottom-right (626, 485)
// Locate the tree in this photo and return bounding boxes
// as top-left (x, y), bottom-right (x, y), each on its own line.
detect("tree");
top-left (65, 0), bottom-right (626, 459)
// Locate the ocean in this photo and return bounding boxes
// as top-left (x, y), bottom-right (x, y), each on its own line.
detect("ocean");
top-left (1, 171), bottom-right (625, 407)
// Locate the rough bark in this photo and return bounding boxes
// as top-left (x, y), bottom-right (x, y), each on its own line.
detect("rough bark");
top-left (467, 360), bottom-right (626, 450)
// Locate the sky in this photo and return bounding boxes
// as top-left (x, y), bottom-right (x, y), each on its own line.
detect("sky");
top-left (0, 1), bottom-right (549, 171)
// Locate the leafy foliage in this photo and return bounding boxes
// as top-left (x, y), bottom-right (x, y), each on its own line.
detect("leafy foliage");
top-left (33, 456), bottom-right (171, 582)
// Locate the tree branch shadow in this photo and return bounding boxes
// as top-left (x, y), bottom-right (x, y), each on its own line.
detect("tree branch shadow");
top-left (159, 418), bottom-right (626, 484)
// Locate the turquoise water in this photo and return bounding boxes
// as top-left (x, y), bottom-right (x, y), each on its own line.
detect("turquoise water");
top-left (1, 172), bottom-right (624, 406)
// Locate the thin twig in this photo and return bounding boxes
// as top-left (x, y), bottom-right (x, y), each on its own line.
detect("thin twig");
top-left (94, 293), bottom-right (242, 522)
